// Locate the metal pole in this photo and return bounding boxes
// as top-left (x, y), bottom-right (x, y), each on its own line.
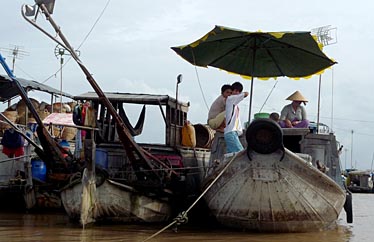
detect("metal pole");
top-left (248, 41), bottom-right (256, 123)
top-left (350, 130), bottom-right (354, 169)
top-left (317, 75), bottom-right (322, 134)
top-left (174, 82), bottom-right (179, 147)
top-left (174, 74), bottom-right (182, 147)
top-left (344, 148), bottom-right (347, 170)
top-left (248, 76), bottom-right (254, 122)
top-left (60, 56), bottom-right (63, 112)
top-left (330, 68), bottom-right (334, 131)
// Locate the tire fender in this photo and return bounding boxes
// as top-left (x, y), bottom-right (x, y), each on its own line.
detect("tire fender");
top-left (245, 119), bottom-right (283, 154)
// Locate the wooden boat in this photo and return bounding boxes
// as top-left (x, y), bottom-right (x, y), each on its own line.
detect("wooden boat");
top-left (203, 119), bottom-right (350, 232)
top-left (21, 4), bottom-right (212, 225)
top-left (0, 55), bottom-right (80, 211)
top-left (347, 170), bottom-right (374, 193)
top-left (61, 175), bottom-right (172, 223)
top-left (60, 92), bottom-right (211, 224)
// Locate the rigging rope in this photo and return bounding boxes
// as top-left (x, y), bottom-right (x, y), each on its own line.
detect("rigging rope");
top-left (259, 80), bottom-right (278, 113)
top-left (191, 50), bottom-right (209, 111)
top-left (140, 152), bottom-right (239, 242)
top-left (194, 66), bottom-right (210, 111)
top-left (41, 0), bottom-right (112, 84)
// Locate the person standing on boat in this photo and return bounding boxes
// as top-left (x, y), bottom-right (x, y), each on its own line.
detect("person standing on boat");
top-left (207, 84), bottom-right (232, 132)
top-left (224, 82), bottom-right (248, 153)
top-left (279, 91), bottom-right (309, 128)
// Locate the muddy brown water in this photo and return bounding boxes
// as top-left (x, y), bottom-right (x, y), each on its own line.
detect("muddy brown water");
top-left (0, 193), bottom-right (371, 242)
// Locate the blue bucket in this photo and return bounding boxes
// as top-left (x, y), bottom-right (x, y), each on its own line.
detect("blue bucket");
top-left (59, 139), bottom-right (70, 148)
top-left (95, 148), bottom-right (108, 169)
top-left (31, 160), bottom-right (47, 181)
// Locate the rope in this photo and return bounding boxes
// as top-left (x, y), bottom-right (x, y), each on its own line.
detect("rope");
top-left (191, 50), bottom-right (209, 111)
top-left (259, 80), bottom-right (278, 113)
top-left (141, 152), bottom-right (239, 242)
top-left (41, 0), bottom-right (112, 84)
top-left (0, 154), bottom-right (33, 164)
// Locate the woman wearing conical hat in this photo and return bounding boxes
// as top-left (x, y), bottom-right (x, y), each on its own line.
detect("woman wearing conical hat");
top-left (279, 91), bottom-right (309, 128)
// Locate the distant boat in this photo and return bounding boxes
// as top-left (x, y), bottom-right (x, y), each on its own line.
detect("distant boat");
top-left (346, 170), bottom-right (374, 193)
top-left (203, 119), bottom-right (351, 232)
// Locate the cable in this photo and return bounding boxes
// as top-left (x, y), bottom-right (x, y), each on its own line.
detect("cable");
top-left (41, 0), bottom-right (111, 84)
top-left (191, 50), bottom-right (209, 111)
top-left (259, 80), bottom-right (278, 112)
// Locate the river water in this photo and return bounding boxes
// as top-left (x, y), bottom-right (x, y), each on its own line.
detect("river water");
top-left (0, 193), bottom-right (371, 242)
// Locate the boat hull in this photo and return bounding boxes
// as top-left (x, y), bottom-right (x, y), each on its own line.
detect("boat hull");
top-left (203, 149), bottom-right (346, 232)
top-left (61, 179), bottom-right (171, 223)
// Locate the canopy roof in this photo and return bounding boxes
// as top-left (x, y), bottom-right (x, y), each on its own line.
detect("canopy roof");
top-left (0, 74), bottom-right (73, 102)
top-left (74, 92), bottom-right (189, 107)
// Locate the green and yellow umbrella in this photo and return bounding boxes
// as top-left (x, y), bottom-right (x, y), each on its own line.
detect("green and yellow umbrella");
top-left (172, 25), bottom-right (336, 120)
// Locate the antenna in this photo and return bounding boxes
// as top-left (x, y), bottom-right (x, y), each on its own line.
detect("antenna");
top-left (311, 25), bottom-right (337, 47)
top-left (0, 45), bottom-right (29, 74)
top-left (311, 25), bottom-right (337, 133)
top-left (53, 44), bottom-right (80, 110)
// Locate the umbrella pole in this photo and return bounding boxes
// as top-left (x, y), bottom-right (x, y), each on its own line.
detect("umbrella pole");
top-left (317, 75), bottom-right (322, 133)
top-left (248, 76), bottom-right (255, 122)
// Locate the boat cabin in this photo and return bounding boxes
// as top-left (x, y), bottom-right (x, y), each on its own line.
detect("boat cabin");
top-left (73, 92), bottom-right (189, 147)
top-left (281, 128), bottom-right (344, 186)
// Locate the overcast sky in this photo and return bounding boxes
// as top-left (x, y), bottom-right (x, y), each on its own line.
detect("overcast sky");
top-left (1, 0), bottom-right (373, 170)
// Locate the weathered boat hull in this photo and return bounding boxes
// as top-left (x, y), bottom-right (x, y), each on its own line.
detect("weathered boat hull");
top-left (203, 149), bottom-right (346, 232)
top-left (61, 179), bottom-right (171, 223)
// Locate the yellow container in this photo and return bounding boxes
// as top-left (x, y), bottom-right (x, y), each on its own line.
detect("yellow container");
top-left (181, 122), bottom-right (196, 148)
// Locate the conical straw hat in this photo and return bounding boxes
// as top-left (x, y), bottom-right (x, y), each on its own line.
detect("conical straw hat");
top-left (286, 91), bottom-right (308, 102)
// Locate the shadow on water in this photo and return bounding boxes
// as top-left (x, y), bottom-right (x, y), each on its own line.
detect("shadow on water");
top-left (8, 193), bottom-right (374, 242)
top-left (0, 211), bottom-right (354, 242)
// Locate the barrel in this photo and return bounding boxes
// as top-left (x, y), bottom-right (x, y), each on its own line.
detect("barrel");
top-left (194, 124), bottom-right (215, 148)
top-left (31, 160), bottom-right (47, 181)
top-left (95, 148), bottom-right (108, 169)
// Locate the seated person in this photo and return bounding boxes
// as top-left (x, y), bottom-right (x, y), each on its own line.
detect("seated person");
top-left (269, 112), bottom-right (280, 123)
top-left (207, 84), bottom-right (232, 132)
top-left (279, 91), bottom-right (309, 128)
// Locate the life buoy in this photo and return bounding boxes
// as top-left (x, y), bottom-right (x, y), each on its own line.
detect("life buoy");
top-left (245, 119), bottom-right (283, 154)
top-left (344, 191), bottom-right (353, 223)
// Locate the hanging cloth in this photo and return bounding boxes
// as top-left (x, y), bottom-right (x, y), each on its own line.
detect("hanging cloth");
top-left (1, 128), bottom-right (25, 158)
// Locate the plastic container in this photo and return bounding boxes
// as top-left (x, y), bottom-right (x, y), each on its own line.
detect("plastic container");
top-left (181, 122), bottom-right (196, 147)
top-left (254, 112), bottom-right (270, 119)
top-left (59, 140), bottom-right (70, 158)
top-left (31, 160), bottom-right (47, 181)
top-left (95, 148), bottom-right (108, 169)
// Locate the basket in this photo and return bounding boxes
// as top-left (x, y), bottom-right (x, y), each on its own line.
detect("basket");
top-left (61, 127), bottom-right (77, 140)
top-left (16, 98), bottom-right (39, 117)
top-left (0, 111), bottom-right (18, 130)
top-left (38, 109), bottom-right (50, 121)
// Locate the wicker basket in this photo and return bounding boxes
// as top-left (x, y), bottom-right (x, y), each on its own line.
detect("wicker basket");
top-left (16, 98), bottom-right (39, 117)
top-left (38, 109), bottom-right (50, 121)
top-left (0, 111), bottom-right (18, 130)
top-left (61, 127), bottom-right (77, 140)
top-left (52, 103), bottom-right (72, 113)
